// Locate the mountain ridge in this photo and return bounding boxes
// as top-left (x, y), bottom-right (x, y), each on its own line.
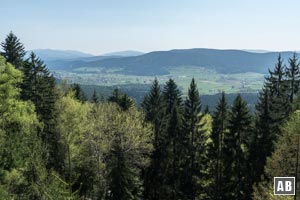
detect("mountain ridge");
top-left (44, 48), bottom-right (299, 75)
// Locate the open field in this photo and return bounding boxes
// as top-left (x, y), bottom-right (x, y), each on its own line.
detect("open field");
top-left (53, 66), bottom-right (265, 95)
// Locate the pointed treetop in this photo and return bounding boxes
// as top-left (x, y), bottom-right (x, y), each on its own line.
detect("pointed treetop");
top-left (1, 31), bottom-right (26, 69)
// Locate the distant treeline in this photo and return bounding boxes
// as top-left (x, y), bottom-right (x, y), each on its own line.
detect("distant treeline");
top-left (70, 83), bottom-right (258, 112)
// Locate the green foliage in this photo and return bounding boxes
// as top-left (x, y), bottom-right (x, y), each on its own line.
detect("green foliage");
top-left (108, 88), bottom-right (135, 110)
top-left (162, 78), bottom-right (182, 114)
top-left (253, 111), bottom-right (300, 199)
top-left (1, 32), bottom-right (25, 69)
top-left (56, 92), bottom-right (90, 197)
top-left (95, 103), bottom-right (153, 199)
top-left (250, 87), bottom-right (273, 185)
top-left (71, 83), bottom-right (87, 102)
top-left (0, 56), bottom-right (47, 199)
top-left (91, 89), bottom-right (99, 103)
top-left (181, 78), bottom-right (206, 199)
top-left (286, 53), bottom-right (300, 103)
top-left (142, 78), bottom-right (164, 199)
top-left (223, 94), bottom-right (253, 199)
top-left (209, 91), bottom-right (229, 199)
top-left (266, 54), bottom-right (291, 135)
top-left (21, 52), bottom-right (65, 173)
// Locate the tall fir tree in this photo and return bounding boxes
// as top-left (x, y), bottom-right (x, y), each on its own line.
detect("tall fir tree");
top-left (250, 86), bottom-right (273, 185)
top-left (209, 91), bottom-right (229, 199)
top-left (142, 78), bottom-right (164, 200)
top-left (157, 79), bottom-right (183, 199)
top-left (162, 79), bottom-right (182, 115)
top-left (181, 78), bottom-right (206, 199)
top-left (107, 133), bottom-right (142, 200)
top-left (1, 32), bottom-right (25, 69)
top-left (21, 52), bottom-right (65, 173)
top-left (266, 54), bottom-right (291, 135)
top-left (163, 105), bottom-right (183, 199)
top-left (286, 52), bottom-right (300, 103)
top-left (223, 94), bottom-right (253, 200)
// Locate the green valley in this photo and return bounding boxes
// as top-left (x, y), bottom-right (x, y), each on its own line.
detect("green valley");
top-left (53, 66), bottom-right (265, 95)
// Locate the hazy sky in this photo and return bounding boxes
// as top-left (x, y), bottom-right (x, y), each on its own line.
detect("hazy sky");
top-left (1, 0), bottom-right (300, 55)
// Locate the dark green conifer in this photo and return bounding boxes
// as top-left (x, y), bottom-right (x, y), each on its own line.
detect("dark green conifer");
top-left (181, 78), bottom-right (205, 199)
top-left (91, 89), bottom-right (99, 103)
top-left (119, 94), bottom-right (134, 111)
top-left (249, 87), bottom-right (272, 185)
top-left (156, 79), bottom-right (183, 199)
top-left (209, 91), bottom-right (228, 199)
top-left (108, 88), bottom-right (134, 111)
top-left (1, 32), bottom-right (25, 69)
top-left (162, 104), bottom-right (183, 199)
top-left (162, 79), bottom-right (182, 115)
top-left (204, 105), bottom-right (210, 114)
top-left (71, 83), bottom-right (87, 102)
top-left (107, 134), bottom-right (142, 200)
top-left (266, 54), bottom-right (290, 136)
top-left (223, 94), bottom-right (253, 200)
top-left (142, 78), bottom-right (164, 200)
top-left (21, 52), bottom-right (64, 173)
top-left (286, 52), bottom-right (300, 103)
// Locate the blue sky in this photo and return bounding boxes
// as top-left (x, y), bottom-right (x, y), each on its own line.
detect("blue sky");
top-left (1, 0), bottom-right (300, 55)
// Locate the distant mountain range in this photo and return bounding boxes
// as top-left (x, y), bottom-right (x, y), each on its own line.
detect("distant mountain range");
top-left (26, 49), bottom-right (94, 61)
top-left (102, 50), bottom-right (144, 57)
top-left (27, 49), bottom-right (144, 61)
top-left (43, 48), bottom-right (299, 75)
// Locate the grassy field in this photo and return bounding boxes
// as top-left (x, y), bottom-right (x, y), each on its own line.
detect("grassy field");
top-left (53, 66), bottom-right (265, 95)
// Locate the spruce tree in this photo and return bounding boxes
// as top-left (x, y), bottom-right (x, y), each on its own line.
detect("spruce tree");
top-left (266, 54), bottom-right (290, 135)
top-left (119, 94), bottom-right (135, 111)
top-left (163, 104), bottom-right (183, 199)
top-left (204, 105), bottom-right (210, 114)
top-left (181, 78), bottom-right (205, 199)
top-left (250, 86), bottom-right (273, 184)
top-left (108, 88), bottom-right (121, 103)
top-left (162, 78), bottom-right (182, 115)
top-left (209, 91), bottom-right (229, 199)
top-left (223, 94), bottom-right (253, 200)
top-left (108, 88), bottom-right (134, 111)
top-left (71, 83), bottom-right (87, 102)
top-left (157, 79), bottom-right (183, 199)
top-left (286, 52), bottom-right (300, 103)
top-left (142, 78), bottom-right (164, 200)
top-left (253, 112), bottom-right (300, 199)
top-left (1, 32), bottom-right (25, 69)
top-left (91, 89), bottom-right (99, 103)
top-left (106, 133), bottom-right (142, 200)
top-left (21, 52), bottom-right (64, 173)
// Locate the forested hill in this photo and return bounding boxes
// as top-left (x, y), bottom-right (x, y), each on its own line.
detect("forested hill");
top-left (47, 48), bottom-right (299, 75)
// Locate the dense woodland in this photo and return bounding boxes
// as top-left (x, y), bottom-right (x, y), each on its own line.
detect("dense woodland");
top-left (0, 32), bottom-right (300, 200)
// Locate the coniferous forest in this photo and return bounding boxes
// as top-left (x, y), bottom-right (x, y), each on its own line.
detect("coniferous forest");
top-left (1, 32), bottom-right (300, 200)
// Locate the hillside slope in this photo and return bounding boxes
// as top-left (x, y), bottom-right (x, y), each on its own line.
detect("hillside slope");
top-left (47, 48), bottom-right (298, 75)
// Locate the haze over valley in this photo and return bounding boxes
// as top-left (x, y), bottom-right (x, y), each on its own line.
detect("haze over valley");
top-left (31, 48), bottom-right (297, 95)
